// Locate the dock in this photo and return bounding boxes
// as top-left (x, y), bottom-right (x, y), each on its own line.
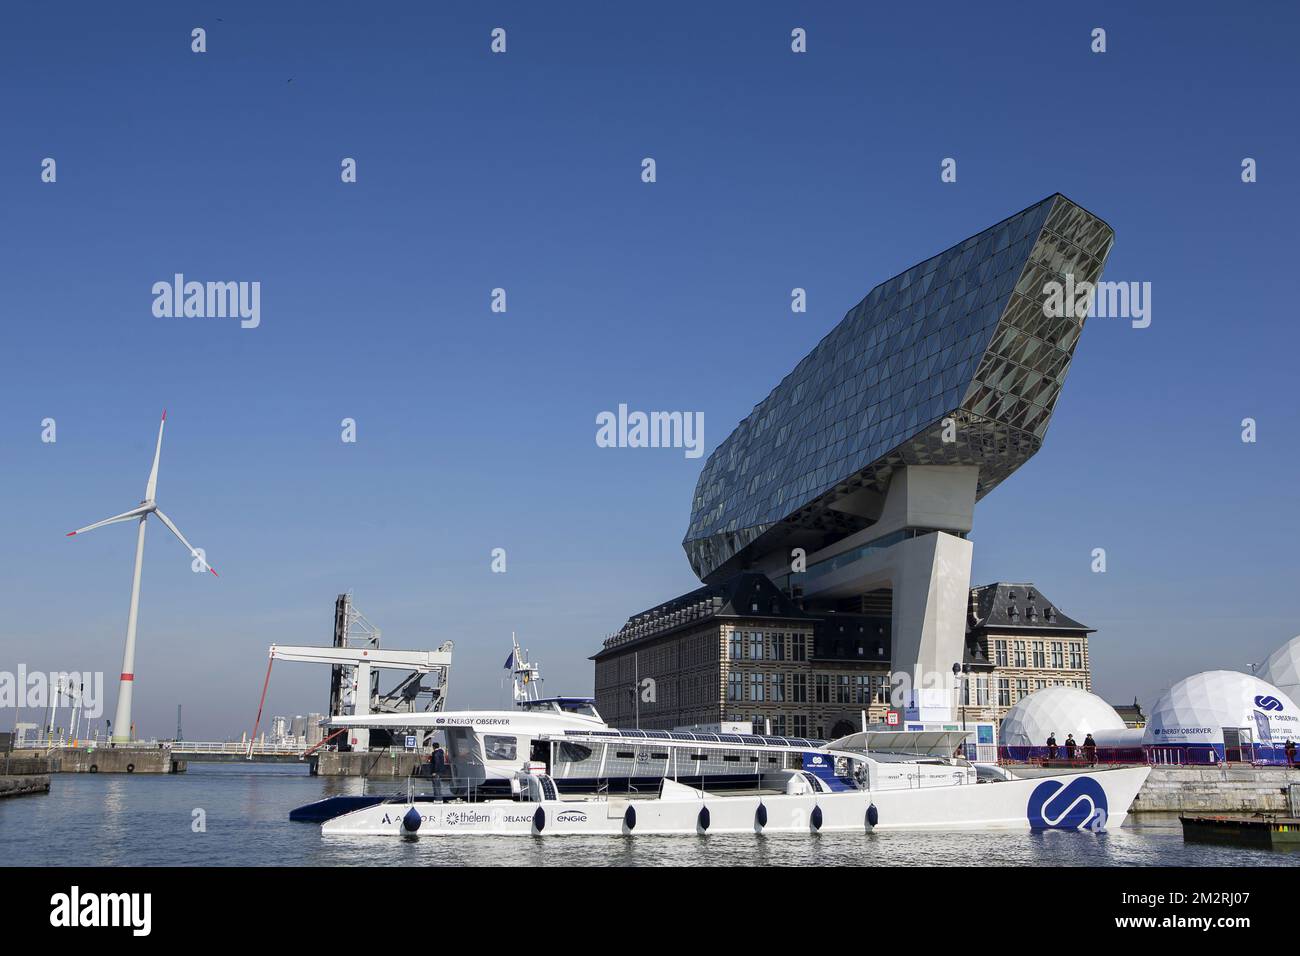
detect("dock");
top-left (0, 756), bottom-right (51, 798)
top-left (1180, 814), bottom-right (1300, 849)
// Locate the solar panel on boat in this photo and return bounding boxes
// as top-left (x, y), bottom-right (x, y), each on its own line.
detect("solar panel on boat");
top-left (719, 734), bottom-right (743, 744)
top-left (646, 731), bottom-right (670, 739)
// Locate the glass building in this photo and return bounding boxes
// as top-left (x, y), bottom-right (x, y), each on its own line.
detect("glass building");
top-left (684, 193), bottom-right (1114, 584)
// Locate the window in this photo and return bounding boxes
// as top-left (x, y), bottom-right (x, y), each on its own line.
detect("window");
top-left (749, 632), bottom-right (764, 660)
top-left (1069, 643), bottom-right (1083, 669)
top-left (998, 678), bottom-right (1010, 707)
top-left (729, 632), bottom-right (742, 661)
top-left (1032, 642), bottom-right (1045, 668)
top-left (834, 674), bottom-right (850, 705)
top-left (792, 715), bottom-right (808, 738)
top-left (771, 673), bottom-right (786, 703)
top-left (749, 673), bottom-right (764, 702)
top-left (771, 715), bottom-right (787, 736)
top-left (1014, 641), bottom-right (1027, 667)
top-left (874, 675), bottom-right (889, 704)
top-left (962, 678), bottom-right (970, 706)
top-left (558, 742), bottom-right (592, 762)
top-left (815, 674), bottom-right (831, 704)
top-left (771, 634), bottom-right (786, 661)
top-left (1051, 642), bottom-right (1064, 668)
top-left (1016, 678), bottom-right (1029, 701)
top-left (791, 673), bottom-right (807, 703)
top-left (484, 735), bottom-right (517, 761)
top-left (994, 640), bottom-right (1008, 667)
top-left (856, 674), bottom-right (871, 705)
top-left (791, 633), bottom-right (807, 661)
top-left (728, 672), bottom-right (742, 701)
top-left (975, 676), bottom-right (990, 706)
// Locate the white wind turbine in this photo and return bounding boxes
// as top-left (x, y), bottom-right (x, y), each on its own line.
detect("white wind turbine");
top-left (66, 411), bottom-right (216, 744)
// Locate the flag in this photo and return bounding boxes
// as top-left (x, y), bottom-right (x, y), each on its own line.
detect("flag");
top-left (504, 650), bottom-right (514, 670)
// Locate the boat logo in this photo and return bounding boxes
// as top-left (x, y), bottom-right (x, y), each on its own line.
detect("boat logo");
top-left (1026, 777), bottom-right (1108, 831)
top-left (1254, 695), bottom-right (1284, 712)
top-left (556, 810), bottom-right (588, 823)
top-left (445, 810), bottom-right (493, 826)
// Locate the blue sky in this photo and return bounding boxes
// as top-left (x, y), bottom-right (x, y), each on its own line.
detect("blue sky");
top-left (2, 2), bottom-right (1298, 739)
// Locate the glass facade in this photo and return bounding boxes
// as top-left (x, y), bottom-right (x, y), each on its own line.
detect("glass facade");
top-left (684, 194), bottom-right (1114, 582)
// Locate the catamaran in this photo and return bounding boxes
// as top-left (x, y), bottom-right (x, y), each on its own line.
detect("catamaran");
top-left (296, 639), bottom-right (1150, 837)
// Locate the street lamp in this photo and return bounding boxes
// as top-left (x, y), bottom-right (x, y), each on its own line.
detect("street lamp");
top-left (951, 662), bottom-right (969, 731)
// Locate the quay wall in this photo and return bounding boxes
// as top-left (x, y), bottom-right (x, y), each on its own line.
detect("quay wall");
top-left (312, 751), bottom-right (426, 778)
top-left (0, 757), bottom-right (52, 797)
top-left (15, 748), bottom-right (186, 774)
top-left (1130, 766), bottom-right (1300, 814)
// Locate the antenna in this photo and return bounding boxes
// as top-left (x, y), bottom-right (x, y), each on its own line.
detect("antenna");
top-left (511, 633), bottom-right (544, 703)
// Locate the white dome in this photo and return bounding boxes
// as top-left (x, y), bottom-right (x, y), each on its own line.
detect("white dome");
top-left (997, 686), bottom-right (1125, 747)
top-left (1143, 670), bottom-right (1300, 748)
top-left (1262, 636), bottom-right (1300, 705)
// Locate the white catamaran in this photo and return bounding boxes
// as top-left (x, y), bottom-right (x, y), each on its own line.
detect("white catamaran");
top-left (298, 638), bottom-right (1150, 837)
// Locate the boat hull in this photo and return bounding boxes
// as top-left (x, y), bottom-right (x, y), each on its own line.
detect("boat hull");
top-left (321, 766), bottom-right (1150, 837)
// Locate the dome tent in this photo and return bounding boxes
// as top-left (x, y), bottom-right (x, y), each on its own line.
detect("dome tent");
top-left (997, 686), bottom-right (1129, 760)
top-left (1262, 636), bottom-right (1300, 706)
top-left (1144, 670), bottom-right (1300, 766)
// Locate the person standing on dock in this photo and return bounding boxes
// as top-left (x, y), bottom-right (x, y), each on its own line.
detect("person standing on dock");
top-left (429, 742), bottom-right (447, 798)
top-left (1083, 733), bottom-right (1097, 766)
top-left (1064, 734), bottom-right (1077, 762)
top-left (1046, 733), bottom-right (1058, 761)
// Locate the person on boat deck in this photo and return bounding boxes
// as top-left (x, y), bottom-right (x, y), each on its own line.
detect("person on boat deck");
top-left (1046, 733), bottom-right (1058, 760)
top-left (1286, 738), bottom-right (1296, 767)
top-left (1083, 733), bottom-right (1097, 766)
top-left (429, 742), bottom-right (447, 797)
top-left (1064, 734), bottom-right (1077, 761)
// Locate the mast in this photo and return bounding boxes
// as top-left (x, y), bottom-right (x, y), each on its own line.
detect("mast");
top-left (510, 633), bottom-right (543, 704)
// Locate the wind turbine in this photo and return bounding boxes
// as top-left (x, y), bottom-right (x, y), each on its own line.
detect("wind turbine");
top-left (66, 411), bottom-right (216, 744)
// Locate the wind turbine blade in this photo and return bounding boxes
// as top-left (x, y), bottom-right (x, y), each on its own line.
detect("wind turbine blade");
top-left (66, 504), bottom-right (151, 537)
top-left (144, 409), bottom-right (166, 501)
top-left (154, 509), bottom-right (218, 576)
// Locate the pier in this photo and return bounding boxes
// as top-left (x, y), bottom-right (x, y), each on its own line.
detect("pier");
top-left (0, 756), bottom-right (51, 798)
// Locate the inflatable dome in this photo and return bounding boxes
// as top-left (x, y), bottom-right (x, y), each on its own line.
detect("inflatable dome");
top-left (998, 686), bottom-right (1126, 749)
top-left (1144, 670), bottom-right (1300, 765)
top-left (1262, 636), bottom-right (1300, 706)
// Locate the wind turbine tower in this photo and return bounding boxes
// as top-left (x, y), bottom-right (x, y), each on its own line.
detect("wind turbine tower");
top-left (66, 411), bottom-right (217, 744)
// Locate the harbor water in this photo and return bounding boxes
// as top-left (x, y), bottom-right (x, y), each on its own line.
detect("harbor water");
top-left (1, 762), bottom-right (1294, 867)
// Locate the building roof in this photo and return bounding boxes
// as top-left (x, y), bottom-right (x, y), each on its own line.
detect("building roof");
top-left (682, 194), bottom-right (1114, 583)
top-left (592, 572), bottom-right (814, 660)
top-left (1112, 699), bottom-right (1145, 726)
top-left (968, 582), bottom-right (1093, 633)
top-left (812, 612), bottom-right (891, 664)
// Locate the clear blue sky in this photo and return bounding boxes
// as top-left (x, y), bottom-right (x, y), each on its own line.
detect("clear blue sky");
top-left (3, 2), bottom-right (1297, 739)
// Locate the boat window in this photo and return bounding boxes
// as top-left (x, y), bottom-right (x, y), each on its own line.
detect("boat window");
top-left (558, 742), bottom-right (593, 762)
top-left (616, 751), bottom-right (636, 760)
top-left (483, 735), bottom-right (518, 761)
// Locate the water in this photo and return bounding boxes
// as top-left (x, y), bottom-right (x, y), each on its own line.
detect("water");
top-left (1, 762), bottom-right (1294, 866)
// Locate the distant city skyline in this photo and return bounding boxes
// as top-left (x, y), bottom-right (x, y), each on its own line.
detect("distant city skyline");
top-left (3, 3), bottom-right (1298, 739)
